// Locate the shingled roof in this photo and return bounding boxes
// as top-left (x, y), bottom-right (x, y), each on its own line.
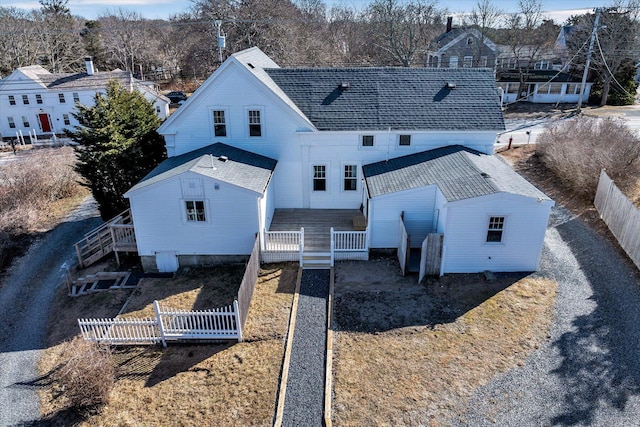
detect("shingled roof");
top-left (126, 143), bottom-right (277, 196)
top-left (363, 145), bottom-right (550, 202)
top-left (264, 67), bottom-right (504, 132)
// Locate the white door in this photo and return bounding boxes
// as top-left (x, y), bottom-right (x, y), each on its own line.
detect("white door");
top-left (156, 251), bottom-right (179, 272)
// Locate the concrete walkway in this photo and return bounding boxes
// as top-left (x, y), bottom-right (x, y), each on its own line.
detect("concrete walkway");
top-left (281, 269), bottom-right (330, 427)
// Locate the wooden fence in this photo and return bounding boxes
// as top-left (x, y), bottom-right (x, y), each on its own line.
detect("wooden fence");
top-left (594, 170), bottom-right (640, 270)
top-left (236, 237), bottom-right (260, 328)
top-left (79, 300), bottom-right (242, 346)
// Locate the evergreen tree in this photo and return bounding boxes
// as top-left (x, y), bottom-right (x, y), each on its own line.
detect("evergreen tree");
top-left (68, 80), bottom-right (166, 219)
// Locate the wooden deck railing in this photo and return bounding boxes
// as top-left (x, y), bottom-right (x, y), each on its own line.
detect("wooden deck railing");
top-left (74, 209), bottom-right (137, 268)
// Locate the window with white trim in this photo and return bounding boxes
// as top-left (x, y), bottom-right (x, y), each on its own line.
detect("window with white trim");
top-left (486, 216), bottom-right (505, 243)
top-left (213, 110), bottom-right (227, 137)
top-left (8, 117), bottom-right (15, 129)
top-left (36, 94), bottom-right (43, 104)
top-left (361, 135), bottom-right (374, 147)
top-left (63, 114), bottom-right (71, 125)
top-left (449, 56), bottom-right (458, 68)
top-left (313, 165), bottom-right (326, 191)
top-left (344, 165), bottom-right (357, 191)
top-left (22, 95), bottom-right (29, 105)
top-left (463, 56), bottom-right (473, 68)
top-left (22, 116), bottom-right (30, 128)
top-left (248, 109), bottom-right (261, 136)
top-left (185, 200), bottom-right (206, 222)
top-left (8, 95), bottom-right (15, 105)
top-left (73, 92), bottom-right (80, 103)
top-left (399, 134), bottom-right (411, 146)
top-left (58, 93), bottom-right (66, 103)
top-left (480, 56), bottom-right (488, 67)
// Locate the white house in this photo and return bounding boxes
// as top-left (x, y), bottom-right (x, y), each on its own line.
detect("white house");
top-left (0, 58), bottom-right (169, 140)
top-left (125, 47), bottom-right (554, 274)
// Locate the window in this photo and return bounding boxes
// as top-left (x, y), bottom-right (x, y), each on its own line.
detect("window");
top-left (63, 114), bottom-right (70, 125)
top-left (344, 165), bottom-right (357, 191)
top-left (548, 83), bottom-right (562, 95)
top-left (58, 93), bottom-right (66, 103)
top-left (566, 84), bottom-right (579, 95)
top-left (313, 165), bottom-right (326, 191)
top-left (22, 95), bottom-right (29, 105)
top-left (185, 200), bottom-right (206, 222)
top-left (463, 56), bottom-right (473, 68)
top-left (467, 37), bottom-right (474, 45)
top-left (480, 56), bottom-right (488, 67)
top-left (361, 135), bottom-right (374, 147)
top-left (506, 83), bottom-right (518, 94)
top-left (449, 56), bottom-right (458, 68)
top-left (73, 92), bottom-right (79, 103)
top-left (213, 110), bottom-right (227, 137)
top-left (22, 116), bottom-right (30, 127)
top-left (486, 216), bottom-right (505, 243)
top-left (399, 134), bottom-right (411, 146)
top-left (7, 117), bottom-right (15, 129)
top-left (36, 94), bottom-right (43, 104)
top-left (248, 110), bottom-right (261, 136)
top-left (8, 95), bottom-right (15, 105)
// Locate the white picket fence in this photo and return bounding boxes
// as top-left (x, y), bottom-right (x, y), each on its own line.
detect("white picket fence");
top-left (331, 228), bottom-right (368, 262)
top-left (79, 300), bottom-right (242, 346)
top-left (261, 229), bottom-right (303, 263)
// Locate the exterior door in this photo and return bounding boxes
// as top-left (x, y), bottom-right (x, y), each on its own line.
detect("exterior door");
top-left (156, 251), bottom-right (179, 272)
top-left (38, 113), bottom-right (51, 132)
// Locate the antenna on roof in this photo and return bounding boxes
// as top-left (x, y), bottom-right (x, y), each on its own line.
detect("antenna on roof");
top-left (214, 20), bottom-right (226, 64)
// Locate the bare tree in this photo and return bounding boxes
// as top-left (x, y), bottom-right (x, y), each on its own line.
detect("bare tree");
top-left (35, 0), bottom-right (85, 72)
top-left (0, 8), bottom-right (42, 74)
top-left (366, 0), bottom-right (446, 66)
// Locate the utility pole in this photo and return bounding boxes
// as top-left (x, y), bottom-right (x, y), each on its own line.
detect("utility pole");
top-left (215, 20), bottom-right (226, 64)
top-left (578, 7), bottom-right (601, 111)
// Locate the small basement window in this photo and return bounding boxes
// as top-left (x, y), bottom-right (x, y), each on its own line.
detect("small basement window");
top-left (486, 216), bottom-right (505, 243)
top-left (185, 200), bottom-right (206, 222)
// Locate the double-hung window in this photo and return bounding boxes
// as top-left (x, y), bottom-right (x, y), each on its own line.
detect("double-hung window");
top-left (63, 114), bottom-right (71, 125)
top-left (486, 216), bottom-right (505, 243)
top-left (185, 200), bottom-right (206, 222)
top-left (248, 110), bottom-right (261, 137)
top-left (8, 95), bottom-right (16, 105)
top-left (22, 95), bottom-right (29, 105)
top-left (344, 165), bottom-right (357, 191)
top-left (58, 93), bottom-right (66, 103)
top-left (7, 117), bottom-right (15, 129)
top-left (73, 92), bottom-right (80, 103)
top-left (313, 165), bottom-right (326, 191)
top-left (36, 94), bottom-right (43, 104)
top-left (213, 110), bottom-right (227, 137)
top-left (22, 116), bottom-right (30, 128)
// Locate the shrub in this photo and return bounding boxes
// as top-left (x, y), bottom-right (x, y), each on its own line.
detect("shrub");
top-left (56, 338), bottom-right (115, 412)
top-left (536, 116), bottom-right (640, 199)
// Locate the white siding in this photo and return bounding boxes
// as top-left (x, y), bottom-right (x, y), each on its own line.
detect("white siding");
top-left (441, 193), bottom-right (553, 273)
top-left (128, 171), bottom-right (260, 257)
top-left (369, 186), bottom-right (438, 248)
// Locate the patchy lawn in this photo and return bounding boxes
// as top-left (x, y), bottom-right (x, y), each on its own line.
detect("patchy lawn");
top-left (39, 262), bottom-right (297, 426)
top-left (332, 257), bottom-right (557, 426)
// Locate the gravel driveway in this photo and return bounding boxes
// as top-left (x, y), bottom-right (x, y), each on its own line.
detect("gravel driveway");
top-left (452, 207), bottom-right (640, 426)
top-left (0, 197), bottom-right (101, 426)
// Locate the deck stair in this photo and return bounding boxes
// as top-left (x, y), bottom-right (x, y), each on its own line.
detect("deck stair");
top-left (69, 271), bottom-right (134, 297)
top-left (74, 209), bottom-right (137, 268)
top-left (302, 252), bottom-right (332, 269)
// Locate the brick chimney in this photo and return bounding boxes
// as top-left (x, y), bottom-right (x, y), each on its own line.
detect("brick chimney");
top-left (85, 57), bottom-right (95, 76)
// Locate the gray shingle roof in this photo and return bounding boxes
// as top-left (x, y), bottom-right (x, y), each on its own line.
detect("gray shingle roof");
top-left (39, 71), bottom-right (132, 90)
top-left (363, 145), bottom-right (550, 202)
top-left (264, 67), bottom-right (505, 131)
top-left (126, 143), bottom-right (277, 195)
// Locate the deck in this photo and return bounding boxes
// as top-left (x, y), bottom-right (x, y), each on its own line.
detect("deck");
top-left (269, 209), bottom-right (365, 252)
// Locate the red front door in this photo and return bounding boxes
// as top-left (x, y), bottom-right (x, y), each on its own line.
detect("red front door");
top-left (38, 113), bottom-right (51, 132)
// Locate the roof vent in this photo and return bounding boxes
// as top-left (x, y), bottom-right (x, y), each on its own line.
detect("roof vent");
top-left (247, 63), bottom-right (255, 69)
top-left (219, 155), bottom-right (228, 162)
top-left (446, 82), bottom-right (456, 89)
top-left (481, 172), bottom-right (490, 178)
top-left (339, 82), bottom-right (350, 90)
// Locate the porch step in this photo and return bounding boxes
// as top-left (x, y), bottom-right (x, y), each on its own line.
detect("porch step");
top-left (302, 252), bottom-right (331, 269)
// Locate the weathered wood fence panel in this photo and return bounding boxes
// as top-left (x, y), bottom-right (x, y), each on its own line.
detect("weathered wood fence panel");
top-left (419, 233), bottom-right (444, 282)
top-left (236, 237), bottom-right (260, 329)
top-left (397, 214), bottom-right (410, 276)
top-left (594, 170), bottom-right (640, 270)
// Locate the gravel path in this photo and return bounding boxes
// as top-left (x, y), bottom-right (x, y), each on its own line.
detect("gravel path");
top-left (451, 207), bottom-right (640, 426)
top-left (0, 197), bottom-right (101, 426)
top-left (282, 269), bottom-right (329, 427)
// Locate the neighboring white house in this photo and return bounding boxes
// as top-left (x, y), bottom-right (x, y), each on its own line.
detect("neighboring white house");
top-left (0, 57), bottom-right (169, 140)
top-left (125, 47), bottom-right (554, 274)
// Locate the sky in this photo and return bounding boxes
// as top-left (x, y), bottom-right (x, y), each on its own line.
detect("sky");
top-left (0, 0), bottom-right (617, 21)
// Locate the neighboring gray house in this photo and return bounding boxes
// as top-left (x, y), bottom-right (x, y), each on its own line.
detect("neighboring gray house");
top-left (426, 17), bottom-right (499, 70)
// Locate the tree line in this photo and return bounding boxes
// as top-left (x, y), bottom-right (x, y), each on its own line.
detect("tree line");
top-left (1, 0), bottom-right (638, 105)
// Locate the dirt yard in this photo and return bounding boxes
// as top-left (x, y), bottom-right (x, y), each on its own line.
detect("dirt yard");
top-left (38, 262), bottom-right (297, 426)
top-left (332, 255), bottom-right (557, 426)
